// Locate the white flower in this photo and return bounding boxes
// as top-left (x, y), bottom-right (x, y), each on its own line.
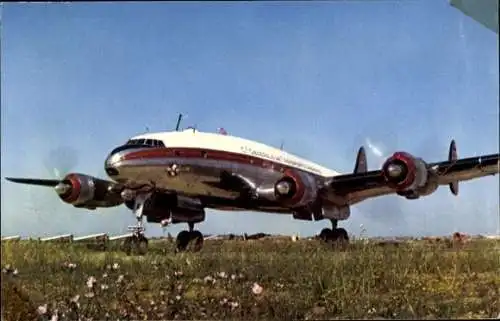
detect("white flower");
top-left (102, 273), bottom-right (108, 278)
top-left (50, 311), bottom-right (59, 321)
top-left (37, 304), bottom-right (48, 315)
top-left (116, 275), bottom-right (124, 283)
top-left (230, 301), bottom-right (240, 309)
top-left (230, 274), bottom-right (236, 280)
top-left (217, 271), bottom-right (227, 279)
top-left (112, 263), bottom-right (120, 270)
top-left (252, 282), bottom-right (263, 295)
top-left (12, 269), bottom-right (18, 276)
top-left (174, 271), bottom-right (183, 277)
top-left (204, 275), bottom-right (215, 284)
top-left (101, 284), bottom-right (109, 290)
top-left (175, 295), bottom-right (181, 301)
top-left (86, 276), bottom-right (97, 288)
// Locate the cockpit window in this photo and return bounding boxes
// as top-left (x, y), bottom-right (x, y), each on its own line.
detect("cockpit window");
top-left (126, 138), bottom-right (165, 148)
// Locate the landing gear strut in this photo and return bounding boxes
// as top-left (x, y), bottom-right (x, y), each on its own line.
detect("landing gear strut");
top-left (122, 193), bottom-right (150, 255)
top-left (175, 222), bottom-right (204, 253)
top-left (319, 219), bottom-right (349, 247)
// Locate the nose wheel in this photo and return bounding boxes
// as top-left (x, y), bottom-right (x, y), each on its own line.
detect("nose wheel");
top-left (175, 222), bottom-right (204, 253)
top-left (318, 219), bottom-right (349, 247)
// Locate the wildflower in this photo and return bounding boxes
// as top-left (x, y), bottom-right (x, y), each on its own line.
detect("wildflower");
top-left (37, 304), bottom-right (48, 315)
top-left (86, 276), bottom-right (97, 288)
top-left (102, 273), bottom-right (108, 278)
top-left (252, 282), bottom-right (263, 295)
top-left (230, 274), bottom-right (236, 280)
top-left (174, 271), bottom-right (183, 277)
top-left (85, 292), bottom-right (95, 298)
top-left (100, 284), bottom-right (109, 291)
top-left (50, 310), bottom-right (59, 321)
top-left (217, 271), bottom-right (227, 279)
top-left (69, 295), bottom-right (80, 309)
top-left (230, 301), bottom-right (240, 309)
top-left (204, 275), bottom-right (215, 284)
top-left (175, 295), bottom-right (181, 301)
top-left (116, 275), bottom-right (124, 284)
top-left (12, 269), bottom-right (18, 276)
top-left (112, 262), bottom-right (120, 270)
top-left (220, 298), bottom-right (228, 305)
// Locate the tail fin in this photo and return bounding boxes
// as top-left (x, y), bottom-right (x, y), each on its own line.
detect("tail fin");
top-left (354, 146), bottom-right (368, 174)
top-left (448, 139), bottom-right (459, 196)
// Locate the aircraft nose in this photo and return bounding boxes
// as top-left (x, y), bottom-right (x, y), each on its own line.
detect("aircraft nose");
top-left (104, 151), bottom-right (121, 176)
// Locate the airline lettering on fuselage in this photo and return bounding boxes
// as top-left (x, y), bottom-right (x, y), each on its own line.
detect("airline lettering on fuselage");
top-left (240, 146), bottom-right (321, 175)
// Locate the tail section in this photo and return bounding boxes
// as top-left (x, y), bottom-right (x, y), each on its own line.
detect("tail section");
top-left (354, 146), bottom-right (368, 174)
top-left (448, 139), bottom-right (459, 196)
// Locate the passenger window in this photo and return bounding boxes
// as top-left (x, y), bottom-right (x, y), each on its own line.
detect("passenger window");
top-left (158, 141), bottom-right (165, 148)
top-left (145, 139), bottom-right (152, 146)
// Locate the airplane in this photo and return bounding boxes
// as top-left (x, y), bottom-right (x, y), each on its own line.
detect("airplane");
top-left (4, 114), bottom-right (500, 254)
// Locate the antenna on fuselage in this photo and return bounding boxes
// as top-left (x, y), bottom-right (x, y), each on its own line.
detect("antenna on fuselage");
top-left (280, 140), bottom-right (285, 151)
top-left (175, 114), bottom-right (183, 131)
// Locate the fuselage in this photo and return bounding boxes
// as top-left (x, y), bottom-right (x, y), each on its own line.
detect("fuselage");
top-left (104, 129), bottom-right (340, 212)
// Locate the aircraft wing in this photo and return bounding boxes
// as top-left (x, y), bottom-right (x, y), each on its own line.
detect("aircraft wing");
top-left (450, 0), bottom-right (499, 33)
top-left (321, 140), bottom-right (499, 205)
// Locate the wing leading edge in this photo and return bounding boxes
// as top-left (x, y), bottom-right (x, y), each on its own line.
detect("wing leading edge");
top-left (322, 140), bottom-right (499, 205)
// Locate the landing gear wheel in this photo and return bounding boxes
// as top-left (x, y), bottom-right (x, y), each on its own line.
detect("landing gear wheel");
top-left (188, 230), bottom-right (204, 252)
top-left (331, 228), bottom-right (349, 248)
top-left (318, 227), bottom-right (349, 247)
top-left (176, 230), bottom-right (191, 253)
top-left (122, 234), bottom-right (149, 256)
top-left (319, 228), bottom-right (333, 242)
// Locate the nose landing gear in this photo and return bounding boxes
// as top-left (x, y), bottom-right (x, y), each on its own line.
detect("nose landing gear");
top-left (122, 192), bottom-right (151, 255)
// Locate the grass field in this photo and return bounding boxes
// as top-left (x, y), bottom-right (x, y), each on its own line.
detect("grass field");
top-left (2, 237), bottom-right (500, 320)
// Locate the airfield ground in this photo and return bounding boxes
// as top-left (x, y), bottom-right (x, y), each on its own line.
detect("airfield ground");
top-left (2, 237), bottom-right (499, 320)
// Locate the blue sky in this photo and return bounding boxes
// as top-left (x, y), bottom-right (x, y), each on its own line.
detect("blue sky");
top-left (1, 1), bottom-right (498, 238)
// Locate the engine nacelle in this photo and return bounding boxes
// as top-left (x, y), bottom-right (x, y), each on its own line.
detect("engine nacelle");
top-left (142, 193), bottom-right (206, 224)
top-left (256, 170), bottom-right (318, 208)
top-left (321, 205), bottom-right (351, 220)
top-left (56, 173), bottom-right (123, 209)
top-left (382, 152), bottom-right (438, 199)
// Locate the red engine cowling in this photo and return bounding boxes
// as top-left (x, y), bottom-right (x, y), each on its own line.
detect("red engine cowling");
top-left (381, 152), bottom-right (438, 197)
top-left (272, 169), bottom-right (318, 208)
top-left (56, 173), bottom-right (123, 208)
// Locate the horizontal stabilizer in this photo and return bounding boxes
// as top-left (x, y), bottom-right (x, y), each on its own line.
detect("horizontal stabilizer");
top-left (5, 177), bottom-right (61, 187)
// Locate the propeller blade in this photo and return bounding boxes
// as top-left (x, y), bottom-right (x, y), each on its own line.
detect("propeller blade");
top-left (43, 146), bottom-right (79, 179)
top-left (5, 177), bottom-right (61, 187)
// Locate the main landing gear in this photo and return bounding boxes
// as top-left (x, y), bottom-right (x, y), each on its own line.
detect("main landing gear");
top-left (318, 219), bottom-right (349, 246)
top-left (175, 222), bottom-right (204, 253)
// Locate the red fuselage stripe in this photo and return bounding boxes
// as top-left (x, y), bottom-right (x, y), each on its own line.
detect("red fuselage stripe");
top-left (122, 147), bottom-right (320, 177)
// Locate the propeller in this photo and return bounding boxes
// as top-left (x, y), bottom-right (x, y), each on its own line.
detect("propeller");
top-left (42, 146), bottom-right (79, 180)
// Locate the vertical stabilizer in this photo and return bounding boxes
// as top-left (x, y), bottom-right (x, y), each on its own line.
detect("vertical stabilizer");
top-left (354, 146), bottom-right (368, 174)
